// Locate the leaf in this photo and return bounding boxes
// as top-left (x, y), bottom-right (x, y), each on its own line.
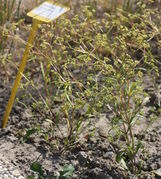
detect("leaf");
top-left (127, 145), bottom-right (133, 160)
top-left (116, 151), bottom-right (124, 162)
top-left (59, 164), bottom-right (75, 179)
top-left (27, 176), bottom-right (35, 179)
top-left (65, 94), bottom-right (73, 106)
top-left (135, 140), bottom-right (143, 155)
top-left (30, 162), bottom-right (44, 176)
top-left (40, 62), bottom-right (45, 79)
top-left (120, 158), bottom-right (128, 170)
top-left (153, 168), bottom-right (161, 176)
top-left (26, 128), bottom-right (39, 137)
top-left (23, 128), bottom-right (39, 141)
top-left (116, 151), bottom-right (129, 171)
top-left (128, 82), bottom-right (137, 97)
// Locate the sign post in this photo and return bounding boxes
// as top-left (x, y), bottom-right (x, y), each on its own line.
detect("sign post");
top-left (2, 1), bottom-right (69, 128)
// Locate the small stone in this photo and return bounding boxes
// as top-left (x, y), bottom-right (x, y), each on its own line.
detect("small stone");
top-left (12, 170), bottom-right (20, 177)
top-left (18, 176), bottom-right (25, 179)
top-left (3, 167), bottom-right (8, 172)
top-left (77, 151), bottom-right (88, 166)
top-left (3, 174), bottom-right (10, 179)
top-left (103, 151), bottom-right (114, 160)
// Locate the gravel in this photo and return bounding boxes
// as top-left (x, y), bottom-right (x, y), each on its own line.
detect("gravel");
top-left (0, 154), bottom-right (25, 179)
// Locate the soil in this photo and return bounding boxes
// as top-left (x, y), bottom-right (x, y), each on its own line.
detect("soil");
top-left (0, 75), bottom-right (161, 179)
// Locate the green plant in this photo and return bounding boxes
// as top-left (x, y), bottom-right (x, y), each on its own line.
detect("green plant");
top-left (0, 0), bottom-right (23, 80)
top-left (110, 81), bottom-right (146, 174)
top-left (18, 126), bottom-right (41, 143)
top-left (27, 162), bottom-right (45, 179)
top-left (123, 0), bottom-right (135, 11)
top-left (0, 0), bottom-right (15, 50)
top-left (0, 0), bottom-right (16, 25)
top-left (20, 0), bottom-right (160, 176)
top-left (28, 163), bottom-right (74, 179)
top-left (58, 164), bottom-right (75, 179)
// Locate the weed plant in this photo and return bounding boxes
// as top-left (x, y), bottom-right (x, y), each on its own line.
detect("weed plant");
top-left (0, 0), bottom-right (16, 50)
top-left (26, 0), bottom-right (161, 175)
top-left (2, 0), bottom-right (160, 176)
top-left (28, 162), bottom-right (74, 179)
top-left (0, 0), bottom-right (23, 80)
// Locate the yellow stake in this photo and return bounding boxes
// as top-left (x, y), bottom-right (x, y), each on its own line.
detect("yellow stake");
top-left (2, 19), bottom-right (39, 128)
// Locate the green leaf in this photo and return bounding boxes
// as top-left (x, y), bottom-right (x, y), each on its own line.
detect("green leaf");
top-left (116, 151), bottom-right (125, 163)
top-left (120, 158), bottom-right (128, 170)
top-left (127, 145), bottom-right (133, 160)
top-left (23, 128), bottom-right (39, 141)
top-left (26, 128), bottom-right (39, 136)
top-left (128, 82), bottom-right (137, 97)
top-left (135, 140), bottom-right (143, 155)
top-left (27, 176), bottom-right (35, 179)
top-left (59, 164), bottom-right (75, 179)
top-left (30, 162), bottom-right (44, 176)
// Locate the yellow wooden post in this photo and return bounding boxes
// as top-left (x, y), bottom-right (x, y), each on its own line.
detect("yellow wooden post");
top-left (2, 19), bottom-right (39, 128)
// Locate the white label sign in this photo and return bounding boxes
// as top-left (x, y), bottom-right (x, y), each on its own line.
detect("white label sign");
top-left (27, 1), bottom-right (69, 23)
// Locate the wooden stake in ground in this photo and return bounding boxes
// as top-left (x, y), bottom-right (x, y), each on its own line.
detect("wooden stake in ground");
top-left (2, 1), bottom-right (70, 128)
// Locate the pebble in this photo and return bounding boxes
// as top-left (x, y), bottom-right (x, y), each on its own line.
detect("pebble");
top-left (77, 151), bottom-right (88, 166)
top-left (12, 170), bottom-right (21, 177)
top-left (0, 154), bottom-right (25, 179)
top-left (103, 151), bottom-right (114, 160)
